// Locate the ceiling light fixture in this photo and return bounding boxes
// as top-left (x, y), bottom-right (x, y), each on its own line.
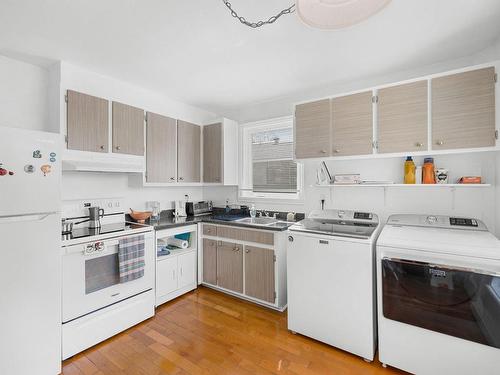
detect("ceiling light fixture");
top-left (221, 0), bottom-right (391, 29)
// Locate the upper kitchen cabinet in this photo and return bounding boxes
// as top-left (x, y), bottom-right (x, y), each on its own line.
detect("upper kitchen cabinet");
top-left (295, 99), bottom-right (331, 159)
top-left (203, 123), bottom-right (222, 183)
top-left (66, 90), bottom-right (109, 153)
top-left (202, 119), bottom-right (239, 185)
top-left (331, 91), bottom-right (373, 156)
top-left (378, 81), bottom-right (428, 153)
top-left (432, 67), bottom-right (496, 150)
top-left (177, 120), bottom-right (201, 183)
top-left (146, 112), bottom-right (177, 183)
top-left (112, 102), bottom-right (145, 156)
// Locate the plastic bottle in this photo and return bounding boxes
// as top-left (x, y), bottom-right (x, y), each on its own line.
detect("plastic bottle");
top-left (250, 204), bottom-right (256, 218)
top-left (422, 157), bottom-right (436, 184)
top-left (404, 156), bottom-right (416, 184)
top-left (415, 165), bottom-right (422, 184)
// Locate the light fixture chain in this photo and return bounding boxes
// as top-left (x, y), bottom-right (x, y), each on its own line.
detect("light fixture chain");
top-left (221, 0), bottom-right (295, 28)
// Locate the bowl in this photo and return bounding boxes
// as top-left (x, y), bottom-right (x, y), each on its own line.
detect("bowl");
top-left (129, 208), bottom-right (152, 223)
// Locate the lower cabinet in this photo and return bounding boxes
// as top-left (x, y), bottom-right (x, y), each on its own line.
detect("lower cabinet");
top-left (216, 241), bottom-right (243, 294)
top-left (156, 250), bottom-right (197, 306)
top-left (245, 246), bottom-right (275, 304)
top-left (202, 239), bottom-right (217, 285)
top-left (201, 224), bottom-right (285, 310)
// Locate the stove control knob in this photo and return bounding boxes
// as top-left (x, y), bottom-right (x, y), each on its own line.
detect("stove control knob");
top-left (288, 236), bottom-right (294, 242)
top-left (427, 216), bottom-right (438, 224)
top-left (95, 241), bottom-right (104, 252)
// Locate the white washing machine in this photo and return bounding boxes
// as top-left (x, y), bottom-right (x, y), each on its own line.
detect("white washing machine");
top-left (377, 214), bottom-right (500, 375)
top-left (287, 209), bottom-right (381, 361)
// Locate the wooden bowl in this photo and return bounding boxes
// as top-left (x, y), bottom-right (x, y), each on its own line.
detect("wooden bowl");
top-left (129, 208), bottom-right (152, 223)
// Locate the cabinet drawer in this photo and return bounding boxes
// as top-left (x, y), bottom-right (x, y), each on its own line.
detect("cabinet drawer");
top-left (203, 224), bottom-right (218, 236)
top-left (243, 230), bottom-right (274, 246)
top-left (216, 226), bottom-right (244, 241)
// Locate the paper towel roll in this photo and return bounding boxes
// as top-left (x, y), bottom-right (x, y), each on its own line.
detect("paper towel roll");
top-left (166, 237), bottom-right (189, 249)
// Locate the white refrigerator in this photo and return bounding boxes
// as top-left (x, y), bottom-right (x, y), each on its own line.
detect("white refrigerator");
top-left (0, 126), bottom-right (62, 375)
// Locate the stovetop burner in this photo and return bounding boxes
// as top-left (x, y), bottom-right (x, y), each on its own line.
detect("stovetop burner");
top-left (61, 222), bottom-right (146, 241)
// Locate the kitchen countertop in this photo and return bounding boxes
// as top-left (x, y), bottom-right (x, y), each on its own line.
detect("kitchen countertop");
top-left (147, 214), bottom-right (296, 232)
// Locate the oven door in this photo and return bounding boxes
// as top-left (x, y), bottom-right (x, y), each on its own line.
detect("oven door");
top-left (382, 257), bottom-right (500, 349)
top-left (62, 232), bottom-right (154, 323)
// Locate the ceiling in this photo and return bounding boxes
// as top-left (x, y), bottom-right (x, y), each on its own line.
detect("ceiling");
top-left (1, 0), bottom-right (500, 121)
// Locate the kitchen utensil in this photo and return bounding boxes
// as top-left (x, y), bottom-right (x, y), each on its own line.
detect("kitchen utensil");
top-left (88, 206), bottom-right (104, 228)
top-left (61, 219), bottom-right (73, 234)
top-left (129, 208), bottom-right (152, 223)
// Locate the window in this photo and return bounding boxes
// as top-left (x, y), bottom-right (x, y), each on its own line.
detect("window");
top-left (240, 117), bottom-right (302, 200)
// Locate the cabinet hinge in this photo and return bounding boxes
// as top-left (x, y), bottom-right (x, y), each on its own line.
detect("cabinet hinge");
top-left (65, 135), bottom-right (68, 144)
top-left (273, 255), bottom-right (276, 262)
top-left (144, 113), bottom-right (147, 122)
top-left (64, 94), bottom-right (68, 103)
top-left (494, 73), bottom-right (498, 83)
top-left (274, 291), bottom-right (277, 301)
top-left (372, 95), bottom-right (378, 104)
top-left (495, 130), bottom-right (498, 140)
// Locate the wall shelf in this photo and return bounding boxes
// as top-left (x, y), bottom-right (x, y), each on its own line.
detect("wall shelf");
top-left (313, 183), bottom-right (491, 188)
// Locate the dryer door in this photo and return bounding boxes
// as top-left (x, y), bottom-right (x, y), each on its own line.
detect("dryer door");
top-left (382, 257), bottom-right (500, 349)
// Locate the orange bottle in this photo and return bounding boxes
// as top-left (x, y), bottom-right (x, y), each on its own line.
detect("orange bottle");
top-left (422, 157), bottom-right (436, 184)
top-left (404, 157), bottom-right (416, 184)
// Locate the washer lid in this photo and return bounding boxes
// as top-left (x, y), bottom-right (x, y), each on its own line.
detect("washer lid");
top-left (378, 225), bottom-right (500, 260)
top-left (296, 0), bottom-right (392, 29)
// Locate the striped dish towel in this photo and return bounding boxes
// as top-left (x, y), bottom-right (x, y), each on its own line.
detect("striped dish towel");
top-left (118, 235), bottom-right (146, 283)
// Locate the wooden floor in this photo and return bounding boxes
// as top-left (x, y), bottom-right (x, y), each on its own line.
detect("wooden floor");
top-left (62, 286), bottom-right (406, 375)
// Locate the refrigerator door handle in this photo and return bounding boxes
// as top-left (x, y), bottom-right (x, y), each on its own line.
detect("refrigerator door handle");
top-left (0, 212), bottom-right (58, 224)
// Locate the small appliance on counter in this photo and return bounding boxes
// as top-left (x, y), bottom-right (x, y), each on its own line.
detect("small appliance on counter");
top-left (333, 174), bottom-right (361, 184)
top-left (185, 200), bottom-right (213, 216)
top-left (175, 200), bottom-right (187, 217)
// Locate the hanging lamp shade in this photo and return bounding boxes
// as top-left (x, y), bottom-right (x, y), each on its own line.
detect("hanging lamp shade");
top-left (296, 0), bottom-right (392, 29)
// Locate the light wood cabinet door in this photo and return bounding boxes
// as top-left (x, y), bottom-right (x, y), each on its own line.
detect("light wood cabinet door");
top-left (66, 90), bottom-right (109, 153)
top-left (203, 123), bottom-right (222, 183)
top-left (378, 81), bottom-right (428, 153)
top-left (331, 91), bottom-right (373, 156)
top-left (432, 67), bottom-right (496, 150)
top-left (216, 241), bottom-right (243, 293)
top-left (177, 120), bottom-right (201, 182)
top-left (244, 246), bottom-right (275, 303)
top-left (156, 257), bottom-right (178, 297)
top-left (146, 112), bottom-right (177, 183)
top-left (295, 99), bottom-right (331, 158)
top-left (202, 239), bottom-right (217, 285)
top-left (112, 102), bottom-right (144, 156)
top-left (178, 251), bottom-right (196, 289)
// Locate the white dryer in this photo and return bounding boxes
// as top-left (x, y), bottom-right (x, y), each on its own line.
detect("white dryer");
top-left (377, 214), bottom-right (500, 375)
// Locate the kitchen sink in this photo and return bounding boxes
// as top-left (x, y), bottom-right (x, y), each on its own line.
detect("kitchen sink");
top-left (236, 217), bottom-right (280, 225)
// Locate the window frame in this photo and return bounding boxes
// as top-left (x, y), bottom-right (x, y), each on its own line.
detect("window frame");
top-left (239, 116), bottom-right (303, 202)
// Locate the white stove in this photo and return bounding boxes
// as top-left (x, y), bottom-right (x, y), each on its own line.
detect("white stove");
top-left (60, 198), bottom-right (155, 359)
top-left (377, 214), bottom-right (500, 375)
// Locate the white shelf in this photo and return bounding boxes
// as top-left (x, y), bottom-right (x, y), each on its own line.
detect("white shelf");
top-left (313, 183), bottom-right (491, 188)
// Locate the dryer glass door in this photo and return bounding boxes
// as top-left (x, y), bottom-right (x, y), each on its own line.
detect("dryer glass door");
top-left (382, 258), bottom-right (500, 349)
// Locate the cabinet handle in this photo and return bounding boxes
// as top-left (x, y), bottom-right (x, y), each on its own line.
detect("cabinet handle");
top-left (320, 149), bottom-right (327, 154)
top-left (170, 177), bottom-right (175, 181)
top-left (100, 145), bottom-right (105, 150)
top-left (333, 149), bottom-right (340, 154)
top-left (415, 142), bottom-right (423, 148)
top-left (436, 140), bottom-right (444, 146)
top-left (179, 177), bottom-right (184, 181)
top-left (233, 247), bottom-right (239, 251)
top-left (115, 146), bottom-right (121, 151)
top-left (245, 249), bottom-right (250, 253)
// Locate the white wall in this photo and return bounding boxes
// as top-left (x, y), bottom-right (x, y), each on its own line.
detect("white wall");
top-left (207, 152), bottom-right (498, 234)
top-left (0, 55), bottom-right (51, 131)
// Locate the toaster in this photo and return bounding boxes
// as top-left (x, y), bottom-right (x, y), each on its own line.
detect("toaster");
top-left (185, 200), bottom-right (213, 216)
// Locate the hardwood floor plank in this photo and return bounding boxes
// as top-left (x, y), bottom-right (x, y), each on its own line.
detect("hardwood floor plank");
top-left (63, 286), bottom-right (406, 375)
